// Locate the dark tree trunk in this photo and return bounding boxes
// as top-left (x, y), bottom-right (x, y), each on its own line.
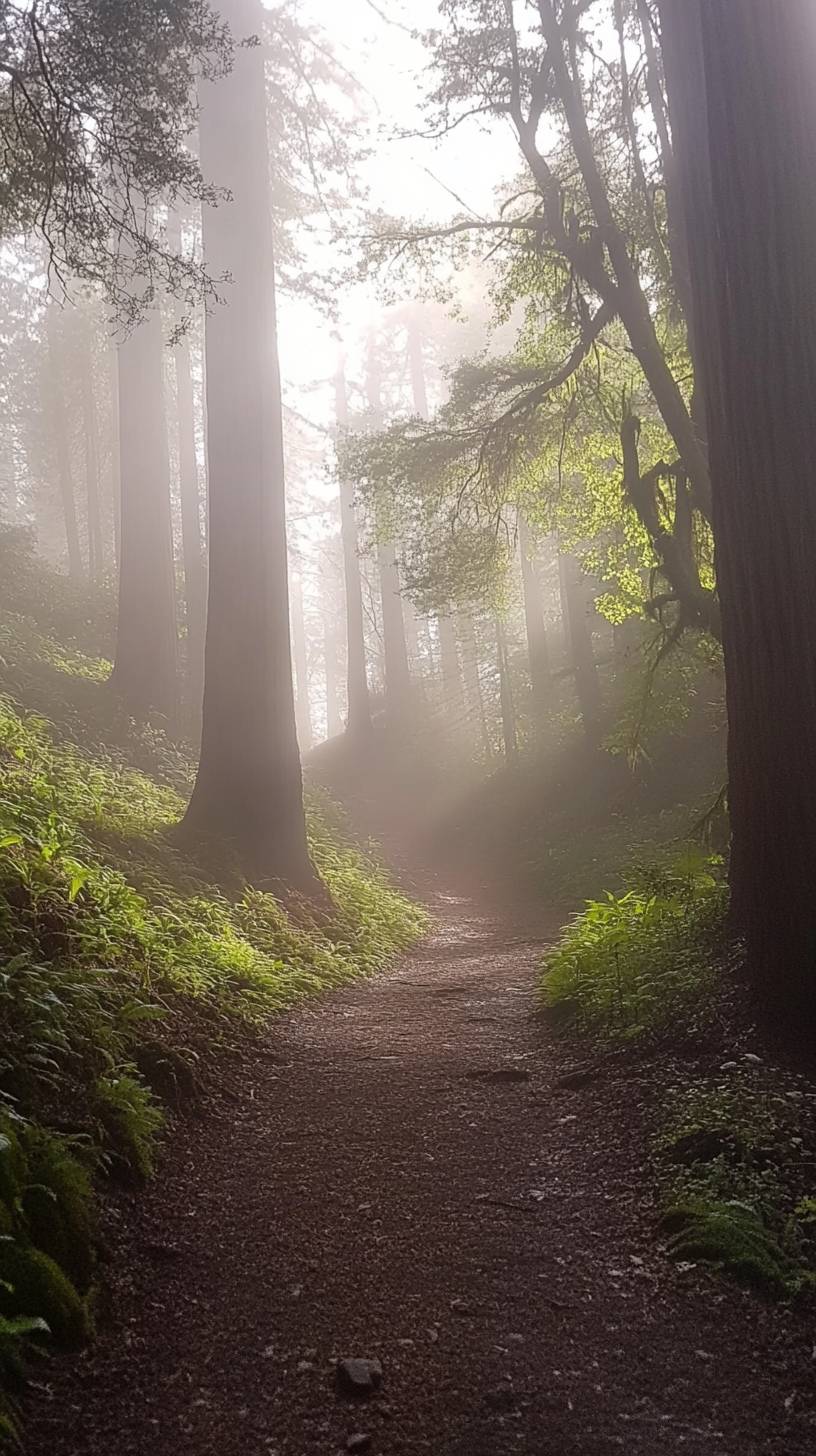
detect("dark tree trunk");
top-left (496, 619), bottom-right (518, 766)
top-left (659, 0), bottom-right (816, 1018)
top-left (174, 326), bottom-right (207, 738)
top-left (334, 353), bottom-right (373, 741)
top-left (181, 0), bottom-right (317, 893)
top-left (110, 305), bottom-right (178, 726)
top-left (518, 515), bottom-right (550, 715)
top-left (558, 553), bottom-right (602, 747)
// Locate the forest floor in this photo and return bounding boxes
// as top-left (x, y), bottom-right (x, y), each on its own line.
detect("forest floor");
top-left (24, 888), bottom-right (816, 1456)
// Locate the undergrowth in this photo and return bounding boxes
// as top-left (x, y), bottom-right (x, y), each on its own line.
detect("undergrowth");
top-left (0, 585), bottom-right (426, 1439)
top-left (539, 846), bottom-right (727, 1039)
top-left (656, 1063), bottom-right (816, 1297)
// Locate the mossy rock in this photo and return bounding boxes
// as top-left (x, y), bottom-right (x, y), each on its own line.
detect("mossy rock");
top-left (0, 1240), bottom-right (92, 1350)
top-left (19, 1128), bottom-right (97, 1292)
top-left (660, 1200), bottom-right (791, 1295)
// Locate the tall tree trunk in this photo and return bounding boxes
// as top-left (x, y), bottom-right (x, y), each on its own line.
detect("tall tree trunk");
top-left (81, 322), bottom-right (103, 581)
top-left (437, 614), bottom-right (463, 721)
top-left (407, 318), bottom-right (429, 418)
top-left (181, 0), bottom-right (316, 892)
top-left (518, 514), bottom-right (550, 715)
top-left (559, 553), bottom-right (602, 747)
top-left (377, 540), bottom-right (412, 712)
top-left (291, 571), bottom-right (313, 752)
top-left (173, 324), bottom-right (207, 736)
top-left (659, 0), bottom-right (816, 1017)
top-left (46, 310), bottom-right (82, 579)
top-left (335, 353), bottom-right (373, 742)
top-left (111, 304), bottom-right (178, 726)
top-left (323, 605), bottom-right (343, 739)
top-left (367, 338), bottom-right (411, 718)
top-left (496, 619), bottom-right (518, 766)
top-left (459, 614), bottom-right (493, 760)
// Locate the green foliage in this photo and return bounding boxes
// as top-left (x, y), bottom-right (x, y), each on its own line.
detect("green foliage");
top-left (659, 1199), bottom-right (792, 1295)
top-left (93, 1072), bottom-right (164, 1185)
top-left (540, 848), bottom-right (727, 1037)
top-left (656, 1065), bottom-right (816, 1297)
top-left (0, 1313), bottom-right (48, 1446)
top-left (0, 1242), bottom-right (90, 1352)
top-left (18, 1126), bottom-right (96, 1291)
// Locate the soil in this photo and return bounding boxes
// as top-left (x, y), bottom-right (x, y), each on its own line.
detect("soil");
top-left (25, 891), bottom-right (816, 1456)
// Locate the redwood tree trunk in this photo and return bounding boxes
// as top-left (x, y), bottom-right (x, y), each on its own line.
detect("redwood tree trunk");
top-left (110, 306), bottom-right (178, 725)
top-left (181, 0), bottom-right (317, 892)
top-left (659, 0), bottom-right (816, 1017)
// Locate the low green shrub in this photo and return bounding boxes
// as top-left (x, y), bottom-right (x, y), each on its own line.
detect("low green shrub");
top-left (656, 1065), bottom-right (816, 1297)
top-left (659, 1198), bottom-right (792, 1295)
top-left (93, 1071), bottom-right (164, 1185)
top-left (0, 1242), bottom-right (91, 1352)
top-left (539, 847), bottom-right (727, 1038)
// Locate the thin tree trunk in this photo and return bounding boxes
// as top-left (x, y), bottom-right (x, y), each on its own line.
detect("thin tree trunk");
top-left (334, 352), bottom-right (373, 741)
top-left (46, 310), bottom-right (82, 579)
top-left (324, 606), bottom-right (343, 739)
top-left (559, 553), bottom-right (602, 747)
top-left (174, 324), bottom-right (207, 736)
top-left (437, 614), bottom-right (463, 720)
top-left (459, 614), bottom-right (493, 760)
top-left (367, 341), bottom-right (411, 717)
top-left (659, 0), bottom-right (816, 1018)
top-left (518, 514), bottom-right (550, 715)
top-left (496, 619), bottom-right (518, 766)
top-left (291, 572), bottom-right (313, 753)
top-left (111, 305), bottom-right (178, 726)
top-left (181, 0), bottom-right (316, 892)
top-left (81, 323), bottom-right (103, 581)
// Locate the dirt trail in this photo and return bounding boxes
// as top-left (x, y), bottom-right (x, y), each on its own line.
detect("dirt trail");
top-left (27, 892), bottom-right (814, 1455)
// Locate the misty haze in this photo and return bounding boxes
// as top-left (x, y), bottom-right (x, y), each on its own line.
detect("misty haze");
top-left (0, 2), bottom-right (815, 1454)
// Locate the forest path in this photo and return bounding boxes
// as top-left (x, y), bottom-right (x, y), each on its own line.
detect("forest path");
top-left (28, 891), bottom-right (813, 1455)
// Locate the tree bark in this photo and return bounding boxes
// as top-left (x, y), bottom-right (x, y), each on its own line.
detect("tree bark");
top-left (659, 0), bottom-right (816, 1018)
top-left (181, 0), bottom-right (317, 892)
top-left (335, 352), bottom-right (373, 741)
top-left (110, 304), bottom-right (178, 725)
